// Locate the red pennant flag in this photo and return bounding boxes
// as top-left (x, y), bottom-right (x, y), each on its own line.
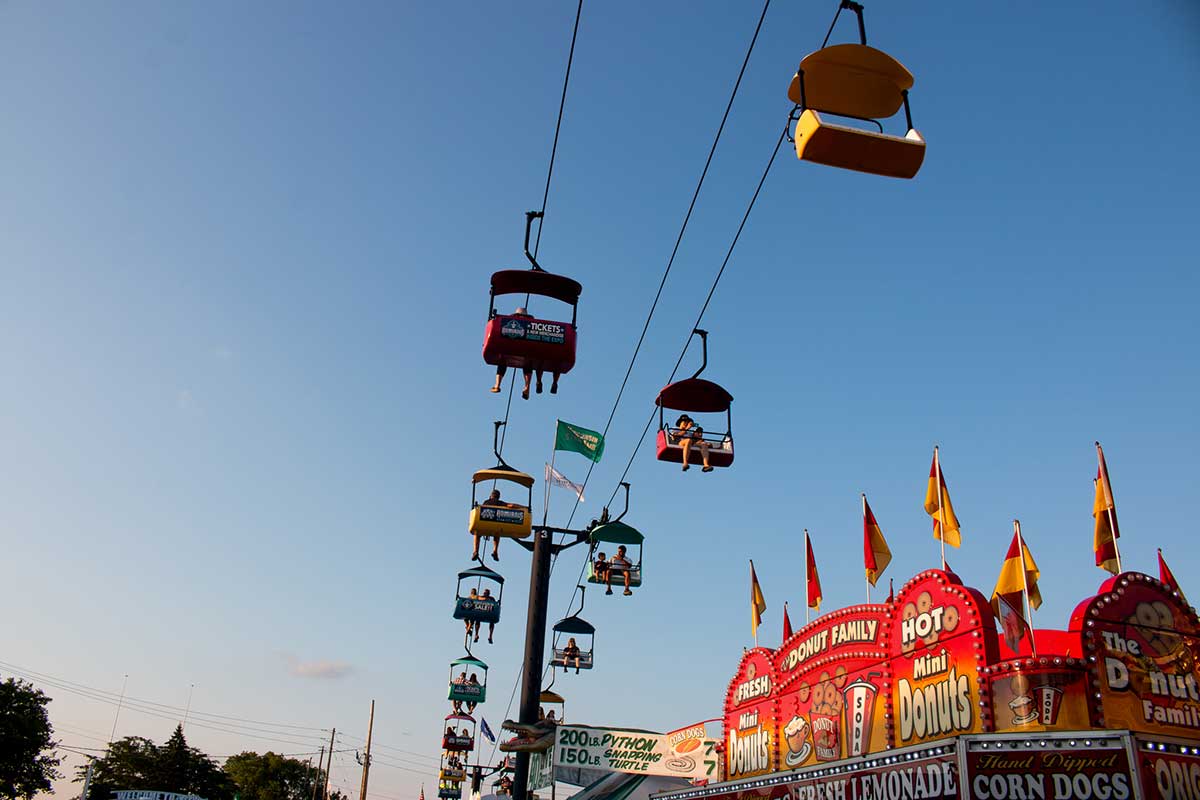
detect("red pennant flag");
top-left (782, 602), bottom-right (794, 641)
top-left (1159, 549), bottom-right (1186, 602)
top-left (885, 579), bottom-right (894, 605)
top-left (863, 495), bottom-right (892, 587)
top-left (806, 532), bottom-right (823, 611)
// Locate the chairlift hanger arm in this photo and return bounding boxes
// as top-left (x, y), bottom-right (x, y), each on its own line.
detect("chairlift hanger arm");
top-left (612, 482), bottom-right (631, 523)
top-left (690, 328), bottom-right (708, 380)
top-left (524, 211), bottom-right (545, 272)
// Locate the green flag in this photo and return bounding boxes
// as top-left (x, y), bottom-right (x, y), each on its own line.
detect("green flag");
top-left (554, 420), bottom-right (605, 463)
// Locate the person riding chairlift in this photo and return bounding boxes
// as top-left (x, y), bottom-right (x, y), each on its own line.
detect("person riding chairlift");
top-left (489, 307), bottom-right (561, 400)
top-left (672, 414), bottom-right (712, 472)
top-left (608, 545), bottom-right (634, 596)
top-left (477, 589), bottom-right (495, 644)
top-left (561, 637), bottom-right (582, 674)
top-left (471, 489), bottom-right (505, 562)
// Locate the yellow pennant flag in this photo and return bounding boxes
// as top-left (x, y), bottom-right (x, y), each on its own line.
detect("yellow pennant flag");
top-left (991, 524), bottom-right (1042, 612)
top-left (750, 560), bottom-right (767, 641)
top-left (924, 448), bottom-right (962, 548)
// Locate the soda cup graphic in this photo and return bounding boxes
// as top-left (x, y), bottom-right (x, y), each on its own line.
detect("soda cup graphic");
top-left (1036, 684), bottom-right (1064, 725)
top-left (842, 677), bottom-right (879, 757)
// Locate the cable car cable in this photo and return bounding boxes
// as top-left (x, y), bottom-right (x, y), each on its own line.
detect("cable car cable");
top-left (536, 0), bottom-right (777, 679)
top-left (532, 0), bottom-right (584, 259)
top-left (602, 127), bottom-right (787, 510)
top-left (493, 0), bottom-right (583, 463)
top-left (540, 0), bottom-right (772, 540)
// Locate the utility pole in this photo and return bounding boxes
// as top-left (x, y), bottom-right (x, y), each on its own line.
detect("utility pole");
top-left (324, 727), bottom-right (336, 800)
top-left (312, 746), bottom-right (325, 800)
top-left (80, 758), bottom-right (96, 800)
top-left (358, 701), bottom-right (375, 800)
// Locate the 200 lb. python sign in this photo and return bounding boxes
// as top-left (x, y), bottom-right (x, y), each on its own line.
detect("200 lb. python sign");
top-left (554, 724), bottom-right (717, 780)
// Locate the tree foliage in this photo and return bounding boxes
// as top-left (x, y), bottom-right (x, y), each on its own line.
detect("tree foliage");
top-left (0, 677), bottom-right (62, 800)
top-left (76, 725), bottom-right (233, 800)
top-left (223, 751), bottom-right (345, 800)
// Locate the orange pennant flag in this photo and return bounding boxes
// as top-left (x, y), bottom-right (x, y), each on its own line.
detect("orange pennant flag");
top-left (1093, 442), bottom-right (1121, 575)
top-left (924, 448), bottom-right (962, 548)
top-left (782, 602), bottom-right (794, 641)
top-left (863, 494), bottom-right (892, 586)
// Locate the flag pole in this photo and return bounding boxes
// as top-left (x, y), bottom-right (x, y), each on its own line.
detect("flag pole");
top-left (544, 424), bottom-right (559, 526)
top-left (935, 446), bottom-right (947, 570)
top-left (804, 529), bottom-right (811, 625)
top-left (864, 494), bottom-right (873, 599)
top-left (862, 493), bottom-right (871, 604)
top-left (1015, 519), bottom-right (1037, 657)
top-left (1097, 442), bottom-right (1122, 573)
top-left (750, 560), bottom-right (758, 649)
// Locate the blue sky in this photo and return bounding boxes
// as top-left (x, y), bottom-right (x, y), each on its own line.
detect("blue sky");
top-left (2, 1), bottom-right (1198, 798)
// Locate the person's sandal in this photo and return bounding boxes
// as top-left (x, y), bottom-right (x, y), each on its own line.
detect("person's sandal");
top-left (489, 386), bottom-right (501, 393)
top-left (702, 465), bottom-right (713, 472)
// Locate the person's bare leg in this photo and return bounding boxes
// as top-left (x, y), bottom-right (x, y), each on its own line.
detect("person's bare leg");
top-left (472, 532), bottom-right (482, 560)
top-left (551, 371), bottom-right (560, 394)
top-left (681, 438), bottom-right (692, 471)
top-left (535, 370), bottom-right (544, 394)
top-left (624, 570), bottom-right (632, 596)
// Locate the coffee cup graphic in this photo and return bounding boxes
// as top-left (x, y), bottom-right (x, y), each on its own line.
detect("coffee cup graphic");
top-left (783, 716), bottom-right (811, 765)
top-left (1009, 675), bottom-right (1037, 725)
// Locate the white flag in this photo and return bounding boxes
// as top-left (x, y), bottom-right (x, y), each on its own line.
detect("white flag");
top-left (545, 463), bottom-right (584, 502)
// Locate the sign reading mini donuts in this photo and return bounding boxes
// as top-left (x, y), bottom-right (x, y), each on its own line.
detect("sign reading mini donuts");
top-left (724, 649), bottom-right (780, 780)
top-left (889, 572), bottom-right (993, 748)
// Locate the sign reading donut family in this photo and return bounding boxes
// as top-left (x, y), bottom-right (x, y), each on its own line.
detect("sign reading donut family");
top-left (722, 569), bottom-right (1200, 782)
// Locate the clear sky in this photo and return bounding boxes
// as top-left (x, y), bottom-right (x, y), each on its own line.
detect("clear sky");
top-left (3, 1), bottom-right (1198, 799)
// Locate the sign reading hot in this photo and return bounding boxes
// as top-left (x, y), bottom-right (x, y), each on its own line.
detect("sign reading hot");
top-left (890, 572), bottom-right (993, 748)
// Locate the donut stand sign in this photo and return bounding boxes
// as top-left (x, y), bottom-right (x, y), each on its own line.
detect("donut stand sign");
top-left (1075, 574), bottom-right (1200, 737)
top-left (890, 573), bottom-right (991, 749)
top-left (724, 649), bottom-right (779, 780)
top-left (773, 606), bottom-right (891, 769)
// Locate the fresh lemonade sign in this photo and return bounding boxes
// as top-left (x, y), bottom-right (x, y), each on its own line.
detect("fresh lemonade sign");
top-left (554, 725), bottom-right (716, 780)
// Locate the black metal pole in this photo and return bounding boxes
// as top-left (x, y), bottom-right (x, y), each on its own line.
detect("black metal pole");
top-left (512, 527), bottom-right (553, 800)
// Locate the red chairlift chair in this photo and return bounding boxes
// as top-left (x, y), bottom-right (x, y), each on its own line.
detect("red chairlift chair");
top-left (655, 329), bottom-right (734, 469)
top-left (483, 212), bottom-right (583, 382)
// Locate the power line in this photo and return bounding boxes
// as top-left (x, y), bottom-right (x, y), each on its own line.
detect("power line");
top-left (3, 664), bottom-right (327, 749)
top-left (0, 660), bottom-right (328, 733)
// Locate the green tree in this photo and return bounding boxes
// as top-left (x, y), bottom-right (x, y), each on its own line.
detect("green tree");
top-left (223, 751), bottom-right (345, 800)
top-left (0, 677), bottom-right (62, 800)
top-left (76, 725), bottom-right (233, 800)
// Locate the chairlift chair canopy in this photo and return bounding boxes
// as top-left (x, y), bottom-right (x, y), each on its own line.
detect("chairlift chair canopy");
top-left (586, 521), bottom-right (645, 588)
top-left (448, 655), bottom-right (489, 703)
top-left (549, 615), bottom-right (595, 671)
top-left (655, 378), bottom-right (735, 468)
top-left (539, 689), bottom-right (566, 724)
top-left (442, 713), bottom-right (476, 752)
top-left (453, 564), bottom-right (504, 624)
top-left (786, 43), bottom-right (925, 179)
top-left (483, 270), bottom-right (582, 376)
top-left (469, 467), bottom-right (534, 540)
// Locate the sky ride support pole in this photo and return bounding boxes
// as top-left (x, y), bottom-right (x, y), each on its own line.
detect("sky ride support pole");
top-left (513, 526), bottom-right (554, 800)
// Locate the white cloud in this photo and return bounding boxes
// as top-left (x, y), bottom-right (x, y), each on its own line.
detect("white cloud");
top-left (286, 656), bottom-right (353, 680)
